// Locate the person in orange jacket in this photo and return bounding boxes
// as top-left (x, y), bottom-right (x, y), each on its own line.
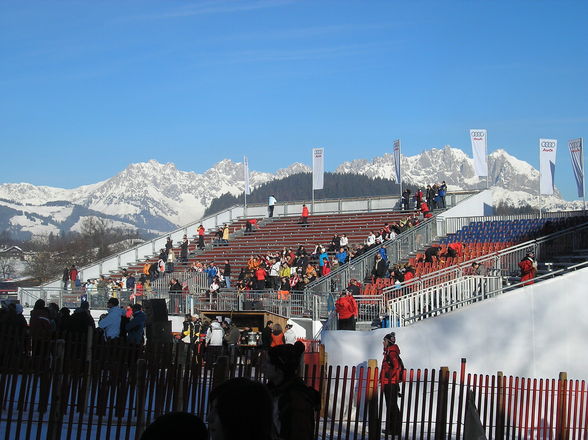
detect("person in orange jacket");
top-left (335, 290), bottom-right (358, 330)
top-left (299, 204), bottom-right (310, 227)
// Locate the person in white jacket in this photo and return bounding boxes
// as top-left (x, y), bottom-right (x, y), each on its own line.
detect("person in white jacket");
top-left (205, 320), bottom-right (224, 364)
top-left (284, 323), bottom-right (297, 344)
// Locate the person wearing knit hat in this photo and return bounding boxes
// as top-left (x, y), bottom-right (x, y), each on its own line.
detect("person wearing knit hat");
top-left (265, 341), bottom-right (320, 440)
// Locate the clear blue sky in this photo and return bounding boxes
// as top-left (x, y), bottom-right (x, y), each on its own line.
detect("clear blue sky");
top-left (1, 0), bottom-right (587, 200)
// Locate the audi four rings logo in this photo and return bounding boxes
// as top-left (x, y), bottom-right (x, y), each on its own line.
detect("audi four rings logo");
top-left (541, 141), bottom-right (556, 148)
top-left (471, 131), bottom-right (485, 137)
top-left (570, 140), bottom-right (581, 149)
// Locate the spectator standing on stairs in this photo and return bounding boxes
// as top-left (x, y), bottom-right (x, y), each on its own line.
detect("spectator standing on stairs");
top-left (197, 225), bottom-right (205, 250)
top-left (180, 237), bottom-right (189, 262)
top-left (268, 194), bottom-right (277, 218)
top-left (223, 260), bottom-right (231, 288)
top-left (221, 224), bottom-right (229, 245)
top-left (300, 204), bottom-right (309, 227)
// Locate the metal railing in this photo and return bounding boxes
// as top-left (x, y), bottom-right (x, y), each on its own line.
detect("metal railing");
top-left (386, 220), bottom-right (588, 327)
top-left (382, 217), bottom-right (588, 302)
top-left (38, 191), bottom-right (479, 291)
top-left (193, 290), bottom-right (324, 320)
top-left (304, 217), bottom-right (440, 296)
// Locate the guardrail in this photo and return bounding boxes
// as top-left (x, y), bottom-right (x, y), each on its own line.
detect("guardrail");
top-left (382, 217), bottom-right (588, 303)
top-left (304, 216), bottom-right (440, 296)
top-left (386, 220), bottom-right (588, 327)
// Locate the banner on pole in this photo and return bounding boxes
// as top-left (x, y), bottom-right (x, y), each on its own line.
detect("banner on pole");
top-left (539, 139), bottom-right (557, 195)
top-left (243, 156), bottom-right (250, 195)
top-left (568, 138), bottom-right (584, 198)
top-left (470, 129), bottom-right (488, 177)
top-left (392, 139), bottom-right (401, 183)
top-left (312, 148), bottom-right (324, 190)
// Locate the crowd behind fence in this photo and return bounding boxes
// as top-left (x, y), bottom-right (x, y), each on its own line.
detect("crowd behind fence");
top-left (0, 328), bottom-right (586, 440)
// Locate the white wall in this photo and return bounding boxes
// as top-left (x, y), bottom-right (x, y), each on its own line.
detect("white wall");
top-left (437, 189), bottom-right (494, 220)
top-left (322, 266), bottom-right (588, 380)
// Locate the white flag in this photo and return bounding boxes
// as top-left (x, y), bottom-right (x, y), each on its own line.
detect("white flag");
top-left (243, 156), bottom-right (250, 195)
top-left (568, 138), bottom-right (584, 198)
top-left (539, 139), bottom-right (557, 195)
top-left (392, 139), bottom-right (401, 183)
top-left (470, 129), bottom-right (488, 177)
top-left (312, 148), bottom-right (324, 190)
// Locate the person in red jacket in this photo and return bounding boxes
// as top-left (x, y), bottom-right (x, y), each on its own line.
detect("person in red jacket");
top-left (445, 242), bottom-right (465, 258)
top-left (381, 332), bottom-right (403, 437)
top-left (518, 252), bottom-right (537, 286)
top-left (420, 201), bottom-right (432, 218)
top-left (300, 204), bottom-right (310, 227)
top-left (255, 266), bottom-right (267, 290)
top-left (335, 290), bottom-right (358, 330)
top-left (197, 224), bottom-right (205, 250)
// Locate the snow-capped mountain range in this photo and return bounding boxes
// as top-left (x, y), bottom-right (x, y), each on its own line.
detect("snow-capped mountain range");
top-left (0, 146), bottom-right (581, 239)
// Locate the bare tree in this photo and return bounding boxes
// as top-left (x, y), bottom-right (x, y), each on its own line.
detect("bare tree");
top-left (0, 256), bottom-right (15, 279)
top-left (25, 252), bottom-right (64, 284)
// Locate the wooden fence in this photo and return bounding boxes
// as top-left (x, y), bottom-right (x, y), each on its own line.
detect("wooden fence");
top-left (0, 328), bottom-right (586, 440)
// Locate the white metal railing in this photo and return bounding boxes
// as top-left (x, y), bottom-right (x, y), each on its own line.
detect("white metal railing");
top-left (382, 215), bottom-right (588, 302)
top-left (386, 219), bottom-right (588, 327)
top-left (388, 275), bottom-right (503, 327)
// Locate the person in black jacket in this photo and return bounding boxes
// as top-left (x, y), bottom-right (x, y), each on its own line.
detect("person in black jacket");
top-left (265, 341), bottom-right (320, 440)
top-left (261, 320), bottom-right (273, 349)
top-left (372, 253), bottom-right (388, 279)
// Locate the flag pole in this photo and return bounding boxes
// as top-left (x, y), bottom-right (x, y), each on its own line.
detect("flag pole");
top-left (582, 138), bottom-right (587, 212)
top-left (243, 156), bottom-right (248, 217)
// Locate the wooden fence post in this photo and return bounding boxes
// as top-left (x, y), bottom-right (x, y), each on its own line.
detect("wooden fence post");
top-left (435, 367), bottom-right (450, 440)
top-left (47, 340), bottom-right (65, 440)
top-left (134, 359), bottom-right (147, 440)
top-left (367, 359), bottom-right (379, 440)
top-left (495, 371), bottom-right (505, 440)
top-left (212, 356), bottom-right (230, 390)
top-left (556, 372), bottom-right (569, 440)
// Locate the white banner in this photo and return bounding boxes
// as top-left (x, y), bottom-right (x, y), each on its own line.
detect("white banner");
top-left (539, 139), bottom-right (557, 195)
top-left (470, 129), bottom-right (488, 177)
top-left (243, 156), bottom-right (250, 195)
top-left (392, 139), bottom-right (401, 183)
top-left (312, 148), bottom-right (324, 190)
top-left (568, 138), bottom-right (584, 198)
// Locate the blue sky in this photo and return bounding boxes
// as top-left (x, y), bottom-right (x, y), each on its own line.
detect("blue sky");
top-left (1, 0), bottom-right (587, 200)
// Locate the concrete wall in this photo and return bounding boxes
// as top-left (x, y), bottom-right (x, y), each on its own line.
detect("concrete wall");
top-left (322, 266), bottom-right (588, 380)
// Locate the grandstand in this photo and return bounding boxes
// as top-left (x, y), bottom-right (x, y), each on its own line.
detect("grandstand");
top-left (17, 189), bottom-right (588, 338)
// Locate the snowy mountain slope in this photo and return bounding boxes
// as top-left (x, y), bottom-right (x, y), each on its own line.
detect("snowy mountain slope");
top-left (0, 147), bottom-right (579, 239)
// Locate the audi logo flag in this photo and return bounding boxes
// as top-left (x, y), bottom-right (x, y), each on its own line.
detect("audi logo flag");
top-left (469, 129), bottom-right (488, 177)
top-left (312, 148), bottom-right (324, 190)
top-left (539, 139), bottom-right (557, 195)
top-left (244, 156), bottom-right (250, 195)
top-left (392, 139), bottom-right (401, 183)
top-left (568, 138), bottom-right (584, 198)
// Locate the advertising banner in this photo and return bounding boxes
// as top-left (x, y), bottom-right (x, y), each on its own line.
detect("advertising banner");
top-left (568, 138), bottom-right (584, 198)
top-left (243, 156), bottom-right (250, 195)
top-left (312, 148), bottom-right (324, 190)
top-left (539, 139), bottom-right (557, 195)
top-left (470, 129), bottom-right (488, 177)
top-left (393, 139), bottom-right (401, 183)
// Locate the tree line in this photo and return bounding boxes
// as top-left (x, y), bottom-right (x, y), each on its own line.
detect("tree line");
top-left (205, 172), bottom-right (407, 216)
